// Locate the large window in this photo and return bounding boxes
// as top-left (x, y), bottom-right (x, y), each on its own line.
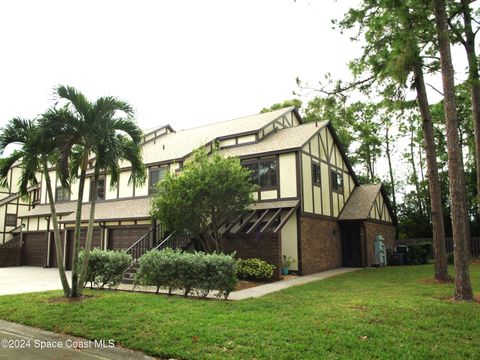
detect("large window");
top-left (5, 213), bottom-right (16, 227)
top-left (243, 158), bottom-right (277, 189)
top-left (149, 167), bottom-right (168, 194)
top-left (90, 177), bottom-right (105, 201)
top-left (331, 171), bottom-right (344, 193)
top-left (55, 186), bottom-right (70, 201)
top-left (312, 163), bottom-right (321, 186)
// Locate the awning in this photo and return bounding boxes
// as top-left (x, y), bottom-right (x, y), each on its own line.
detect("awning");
top-left (225, 199), bottom-right (299, 235)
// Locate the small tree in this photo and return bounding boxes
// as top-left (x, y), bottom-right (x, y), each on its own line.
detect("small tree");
top-left (151, 148), bottom-right (257, 252)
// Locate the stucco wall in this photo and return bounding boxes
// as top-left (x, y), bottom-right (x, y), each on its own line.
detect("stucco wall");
top-left (299, 215), bottom-right (342, 275)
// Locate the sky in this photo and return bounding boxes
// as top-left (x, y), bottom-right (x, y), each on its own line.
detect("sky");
top-left (0, 0), bottom-right (472, 188)
top-left (0, 0), bottom-right (364, 131)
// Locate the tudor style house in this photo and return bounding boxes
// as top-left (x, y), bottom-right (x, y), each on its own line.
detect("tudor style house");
top-left (0, 107), bottom-right (396, 276)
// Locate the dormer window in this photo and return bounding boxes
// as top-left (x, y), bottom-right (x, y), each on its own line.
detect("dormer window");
top-left (149, 166), bottom-right (168, 194)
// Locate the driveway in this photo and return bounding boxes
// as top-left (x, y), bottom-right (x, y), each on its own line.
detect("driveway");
top-left (0, 267), bottom-right (72, 296)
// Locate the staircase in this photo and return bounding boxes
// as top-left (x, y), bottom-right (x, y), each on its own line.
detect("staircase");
top-left (121, 227), bottom-right (193, 284)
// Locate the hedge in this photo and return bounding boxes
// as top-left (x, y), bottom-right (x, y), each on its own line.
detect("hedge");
top-left (135, 249), bottom-right (237, 299)
top-left (79, 249), bottom-right (132, 289)
top-left (407, 242), bottom-right (432, 265)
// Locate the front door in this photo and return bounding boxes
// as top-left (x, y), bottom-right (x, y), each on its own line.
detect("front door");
top-left (341, 222), bottom-right (362, 267)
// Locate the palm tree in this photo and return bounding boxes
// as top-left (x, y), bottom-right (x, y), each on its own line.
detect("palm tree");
top-left (0, 117), bottom-right (71, 296)
top-left (49, 85), bottom-right (146, 297)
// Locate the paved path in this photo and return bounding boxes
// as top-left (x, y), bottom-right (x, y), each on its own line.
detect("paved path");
top-left (0, 319), bottom-right (158, 359)
top-left (228, 267), bottom-right (360, 300)
top-left (0, 267), bottom-right (72, 296)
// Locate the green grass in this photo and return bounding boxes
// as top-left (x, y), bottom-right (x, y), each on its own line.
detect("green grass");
top-left (1, 265), bottom-right (479, 359)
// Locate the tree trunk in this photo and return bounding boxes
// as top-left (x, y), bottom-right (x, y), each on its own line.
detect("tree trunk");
top-left (433, 0), bottom-right (474, 300)
top-left (418, 141), bottom-right (431, 218)
top-left (413, 63), bottom-right (450, 281)
top-left (460, 0), bottom-right (480, 221)
top-left (42, 158), bottom-right (71, 296)
top-left (385, 125), bottom-right (398, 237)
top-left (78, 165), bottom-right (100, 290)
top-left (409, 123), bottom-right (425, 217)
top-left (70, 154), bottom-right (88, 298)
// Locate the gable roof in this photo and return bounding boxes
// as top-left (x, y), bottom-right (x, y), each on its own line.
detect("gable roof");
top-left (338, 184), bottom-right (382, 221)
top-left (221, 121), bottom-right (329, 158)
top-left (141, 107), bottom-right (298, 164)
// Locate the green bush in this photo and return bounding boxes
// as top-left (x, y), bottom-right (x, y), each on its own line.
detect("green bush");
top-left (135, 250), bottom-right (237, 300)
top-left (237, 258), bottom-right (275, 281)
top-left (79, 249), bottom-right (132, 289)
top-left (447, 252), bottom-right (455, 265)
top-left (407, 242), bottom-right (432, 265)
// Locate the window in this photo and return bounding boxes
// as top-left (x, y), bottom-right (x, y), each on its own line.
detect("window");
top-left (55, 186), bottom-right (70, 201)
top-left (149, 167), bottom-right (168, 194)
top-left (312, 163), bottom-right (321, 185)
top-left (5, 213), bottom-right (16, 227)
top-left (90, 177), bottom-right (105, 201)
top-left (243, 159), bottom-right (277, 189)
top-left (331, 171), bottom-right (344, 192)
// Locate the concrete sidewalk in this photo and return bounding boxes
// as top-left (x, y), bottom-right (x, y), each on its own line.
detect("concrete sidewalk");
top-left (0, 319), bottom-right (158, 360)
top-left (228, 267), bottom-right (360, 300)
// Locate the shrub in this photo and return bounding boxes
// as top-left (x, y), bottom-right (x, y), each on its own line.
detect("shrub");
top-left (79, 249), bottom-right (132, 289)
top-left (135, 250), bottom-right (238, 300)
top-left (135, 248), bottom-right (181, 294)
top-left (407, 242), bottom-right (432, 265)
top-left (237, 258), bottom-right (275, 281)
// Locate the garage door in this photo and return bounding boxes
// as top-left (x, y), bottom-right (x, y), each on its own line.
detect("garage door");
top-left (64, 228), bottom-right (103, 270)
top-left (108, 226), bottom-right (149, 251)
top-left (49, 231), bottom-right (65, 268)
top-left (21, 232), bottom-right (47, 266)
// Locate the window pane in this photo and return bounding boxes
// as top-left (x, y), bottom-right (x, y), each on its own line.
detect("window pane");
top-left (55, 187), bottom-right (69, 201)
top-left (244, 163), bottom-right (259, 185)
top-left (259, 160), bottom-right (277, 187)
top-left (312, 163), bottom-right (321, 185)
top-left (331, 172), bottom-right (338, 190)
top-left (149, 168), bottom-right (168, 194)
top-left (6, 214), bottom-right (16, 227)
top-left (97, 179), bottom-right (105, 200)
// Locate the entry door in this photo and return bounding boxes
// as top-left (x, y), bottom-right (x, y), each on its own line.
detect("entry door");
top-left (341, 223), bottom-right (362, 267)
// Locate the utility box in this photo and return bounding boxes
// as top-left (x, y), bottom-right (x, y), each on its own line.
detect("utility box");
top-left (374, 235), bottom-right (387, 267)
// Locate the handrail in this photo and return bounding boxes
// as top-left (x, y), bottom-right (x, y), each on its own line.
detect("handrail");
top-left (152, 232), bottom-right (176, 251)
top-left (125, 229), bottom-right (152, 254)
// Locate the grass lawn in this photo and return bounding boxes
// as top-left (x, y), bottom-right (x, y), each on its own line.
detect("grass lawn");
top-left (0, 265), bottom-right (479, 359)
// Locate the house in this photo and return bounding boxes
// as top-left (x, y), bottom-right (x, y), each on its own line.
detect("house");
top-left (0, 107), bottom-right (396, 276)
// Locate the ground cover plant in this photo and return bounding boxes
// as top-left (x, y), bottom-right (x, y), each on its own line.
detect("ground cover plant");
top-left (0, 265), bottom-right (479, 359)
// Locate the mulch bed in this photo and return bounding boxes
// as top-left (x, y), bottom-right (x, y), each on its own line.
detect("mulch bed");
top-left (419, 278), bottom-right (454, 285)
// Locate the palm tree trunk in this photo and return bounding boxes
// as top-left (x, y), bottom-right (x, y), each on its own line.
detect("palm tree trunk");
top-left (42, 158), bottom-right (70, 296)
top-left (78, 165), bottom-right (99, 290)
top-left (460, 0), bottom-right (480, 220)
top-left (433, 0), bottom-right (474, 300)
top-left (70, 154), bottom-right (88, 298)
top-left (413, 63), bottom-right (450, 281)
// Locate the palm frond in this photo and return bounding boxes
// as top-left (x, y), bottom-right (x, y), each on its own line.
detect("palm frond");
top-left (54, 85), bottom-right (91, 122)
top-left (0, 151), bottom-right (25, 189)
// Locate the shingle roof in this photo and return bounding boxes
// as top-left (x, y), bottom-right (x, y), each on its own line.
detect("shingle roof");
top-left (19, 202), bottom-right (77, 218)
top-left (142, 107), bottom-right (296, 164)
top-left (221, 121), bottom-right (328, 158)
top-left (338, 184), bottom-right (382, 220)
top-left (249, 199), bottom-right (299, 210)
top-left (58, 197), bottom-right (152, 223)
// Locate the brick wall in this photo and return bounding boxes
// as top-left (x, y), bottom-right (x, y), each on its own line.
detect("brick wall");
top-left (0, 247), bottom-right (21, 267)
top-left (363, 221), bottom-right (395, 266)
top-left (223, 232), bottom-right (282, 279)
top-left (300, 216), bottom-right (342, 275)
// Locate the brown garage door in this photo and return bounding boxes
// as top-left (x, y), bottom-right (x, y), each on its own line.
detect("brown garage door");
top-left (49, 230), bottom-right (65, 268)
top-left (108, 226), bottom-right (149, 251)
top-left (22, 232), bottom-right (47, 267)
top-left (64, 228), bottom-right (103, 270)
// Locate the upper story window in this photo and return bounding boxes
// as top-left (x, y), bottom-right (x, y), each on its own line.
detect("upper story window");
top-left (90, 177), bottom-right (105, 201)
top-left (312, 163), bottom-right (321, 186)
top-left (331, 171), bottom-right (344, 193)
top-left (243, 158), bottom-right (277, 190)
top-left (5, 213), bottom-right (16, 227)
top-left (149, 167), bottom-right (168, 194)
top-left (55, 186), bottom-right (70, 202)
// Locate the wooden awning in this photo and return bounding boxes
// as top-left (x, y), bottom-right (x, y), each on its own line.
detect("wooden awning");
top-left (228, 200), bottom-right (299, 235)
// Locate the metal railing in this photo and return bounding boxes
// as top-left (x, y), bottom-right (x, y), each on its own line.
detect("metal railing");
top-left (125, 223), bottom-right (164, 264)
